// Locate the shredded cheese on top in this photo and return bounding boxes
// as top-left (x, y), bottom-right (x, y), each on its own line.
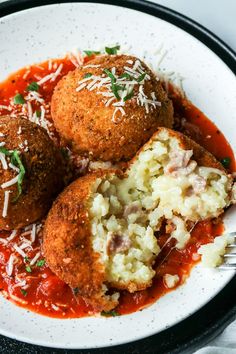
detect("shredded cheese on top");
top-left (76, 59), bottom-right (161, 123)
top-left (2, 190), bottom-right (10, 218)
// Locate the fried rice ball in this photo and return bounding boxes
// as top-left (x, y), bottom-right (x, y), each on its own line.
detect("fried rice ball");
top-left (43, 128), bottom-right (233, 311)
top-left (51, 54), bottom-right (174, 162)
top-left (0, 116), bottom-right (65, 230)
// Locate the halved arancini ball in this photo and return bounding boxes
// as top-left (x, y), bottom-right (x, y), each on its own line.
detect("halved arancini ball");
top-left (43, 128), bottom-right (233, 311)
top-left (51, 54), bottom-right (174, 162)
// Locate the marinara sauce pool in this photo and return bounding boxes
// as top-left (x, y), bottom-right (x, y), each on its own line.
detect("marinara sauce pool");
top-left (0, 55), bottom-right (235, 318)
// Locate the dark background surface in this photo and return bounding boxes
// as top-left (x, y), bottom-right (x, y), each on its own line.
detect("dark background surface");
top-left (0, 1), bottom-right (236, 353)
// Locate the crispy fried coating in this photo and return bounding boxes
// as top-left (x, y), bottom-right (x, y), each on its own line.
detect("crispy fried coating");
top-left (0, 116), bottom-right (65, 230)
top-left (51, 55), bottom-right (174, 162)
top-left (43, 171), bottom-right (118, 311)
top-left (43, 128), bottom-right (231, 311)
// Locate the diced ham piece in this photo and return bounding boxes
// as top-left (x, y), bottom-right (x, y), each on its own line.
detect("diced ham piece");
top-left (231, 182), bottom-right (236, 204)
top-left (165, 149), bottom-right (197, 176)
top-left (106, 233), bottom-right (131, 255)
top-left (165, 220), bottom-right (176, 234)
top-left (123, 202), bottom-right (141, 218)
top-left (192, 175), bottom-right (207, 194)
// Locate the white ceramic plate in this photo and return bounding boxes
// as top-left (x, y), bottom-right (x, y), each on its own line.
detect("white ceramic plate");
top-left (0, 1), bottom-right (235, 350)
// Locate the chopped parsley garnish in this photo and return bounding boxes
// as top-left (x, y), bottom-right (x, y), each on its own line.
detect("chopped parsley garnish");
top-left (36, 259), bottom-right (45, 267)
top-left (0, 148), bottom-right (26, 201)
top-left (20, 289), bottom-right (27, 297)
top-left (36, 110), bottom-right (41, 118)
top-left (124, 90), bottom-right (134, 101)
top-left (24, 256), bottom-right (30, 262)
top-left (0, 147), bottom-right (11, 156)
top-left (221, 157), bottom-right (231, 168)
top-left (103, 68), bottom-right (136, 102)
top-left (136, 73), bottom-right (146, 82)
top-left (26, 265), bottom-right (32, 273)
top-left (26, 81), bottom-right (39, 92)
top-left (84, 50), bottom-right (101, 57)
top-left (11, 151), bottom-right (26, 202)
top-left (120, 73), bottom-right (133, 80)
top-left (103, 69), bottom-right (116, 83)
top-left (105, 45), bottom-right (120, 55)
top-left (13, 93), bottom-right (25, 105)
top-left (111, 83), bottom-right (125, 99)
top-left (83, 73), bottom-right (92, 78)
top-left (101, 310), bottom-right (120, 317)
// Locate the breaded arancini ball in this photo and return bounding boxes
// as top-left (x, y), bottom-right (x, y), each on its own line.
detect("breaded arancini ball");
top-left (43, 128), bottom-right (233, 311)
top-left (0, 116), bottom-right (65, 230)
top-left (51, 54), bottom-right (174, 162)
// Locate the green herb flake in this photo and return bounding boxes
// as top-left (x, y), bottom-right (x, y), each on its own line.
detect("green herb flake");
top-left (111, 83), bottom-right (121, 99)
top-left (119, 73), bottom-right (132, 80)
top-left (36, 259), bottom-right (45, 267)
top-left (0, 147), bottom-right (11, 156)
top-left (36, 110), bottom-right (41, 118)
top-left (0, 148), bottom-right (26, 201)
top-left (111, 83), bottom-right (126, 100)
top-left (124, 89), bottom-right (134, 101)
top-left (83, 73), bottom-right (92, 78)
top-left (103, 69), bottom-right (116, 83)
top-left (20, 289), bottom-right (27, 297)
top-left (221, 157), bottom-right (231, 168)
top-left (101, 310), bottom-right (120, 317)
top-left (13, 93), bottom-right (25, 105)
top-left (84, 50), bottom-right (101, 57)
top-left (24, 256), bottom-right (30, 263)
top-left (136, 73), bottom-right (146, 82)
top-left (11, 151), bottom-right (26, 202)
top-left (25, 265), bottom-right (32, 273)
top-left (26, 81), bottom-right (39, 92)
top-left (105, 45), bottom-right (120, 55)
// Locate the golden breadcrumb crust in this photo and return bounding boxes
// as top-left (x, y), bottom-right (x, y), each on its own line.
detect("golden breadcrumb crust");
top-left (51, 54), bottom-right (174, 162)
top-left (0, 116), bottom-right (65, 230)
top-left (43, 170), bottom-right (119, 311)
top-left (43, 128), bottom-right (228, 311)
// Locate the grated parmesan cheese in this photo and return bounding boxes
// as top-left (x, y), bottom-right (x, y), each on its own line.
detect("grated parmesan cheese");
top-left (31, 223), bottom-right (36, 243)
top-left (30, 252), bottom-right (40, 266)
top-left (0, 105), bottom-right (12, 111)
top-left (27, 101), bottom-right (33, 120)
top-left (6, 254), bottom-right (16, 276)
top-left (9, 293), bottom-right (28, 305)
top-left (0, 152), bottom-right (8, 170)
top-left (1, 175), bottom-right (19, 189)
top-left (0, 238), bottom-right (7, 245)
top-left (9, 163), bottom-right (20, 173)
top-left (76, 59), bottom-right (161, 123)
top-left (2, 190), bottom-right (10, 217)
top-left (13, 245), bottom-right (27, 258)
top-left (7, 229), bottom-right (17, 242)
top-left (51, 63), bottom-right (63, 82)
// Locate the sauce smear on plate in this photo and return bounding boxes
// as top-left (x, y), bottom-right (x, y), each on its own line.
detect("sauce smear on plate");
top-left (0, 56), bottom-right (234, 318)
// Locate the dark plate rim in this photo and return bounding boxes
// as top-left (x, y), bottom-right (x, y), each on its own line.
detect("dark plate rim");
top-left (0, 1), bottom-right (235, 353)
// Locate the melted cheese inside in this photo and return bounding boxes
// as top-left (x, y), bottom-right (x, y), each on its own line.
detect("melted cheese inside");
top-left (89, 129), bottom-right (231, 289)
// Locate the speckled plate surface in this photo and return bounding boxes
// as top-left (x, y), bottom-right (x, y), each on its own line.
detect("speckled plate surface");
top-left (0, 0), bottom-right (235, 351)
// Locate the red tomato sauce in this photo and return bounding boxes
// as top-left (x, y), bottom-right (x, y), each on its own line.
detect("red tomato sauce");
top-left (0, 55), bottom-right (235, 318)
